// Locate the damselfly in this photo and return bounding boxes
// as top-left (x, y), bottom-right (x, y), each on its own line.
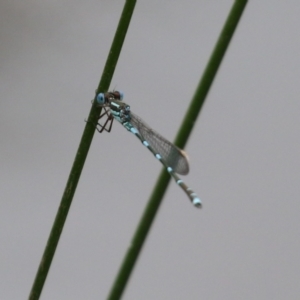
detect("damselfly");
top-left (96, 91), bottom-right (201, 208)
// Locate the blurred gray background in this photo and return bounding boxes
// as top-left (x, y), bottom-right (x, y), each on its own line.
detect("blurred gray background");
top-left (1, 1), bottom-right (300, 299)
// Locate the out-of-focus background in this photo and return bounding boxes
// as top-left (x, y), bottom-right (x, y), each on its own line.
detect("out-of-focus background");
top-left (1, 1), bottom-right (300, 299)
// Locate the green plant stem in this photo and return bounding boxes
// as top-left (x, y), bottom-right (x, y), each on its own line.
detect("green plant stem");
top-left (106, 1), bottom-right (248, 299)
top-left (28, 1), bottom-right (137, 299)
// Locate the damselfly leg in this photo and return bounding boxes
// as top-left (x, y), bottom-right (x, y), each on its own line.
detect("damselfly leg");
top-left (96, 106), bottom-right (114, 133)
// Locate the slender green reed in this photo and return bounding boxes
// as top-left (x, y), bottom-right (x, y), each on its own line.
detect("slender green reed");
top-left (28, 1), bottom-right (137, 299)
top-left (107, 1), bottom-right (248, 299)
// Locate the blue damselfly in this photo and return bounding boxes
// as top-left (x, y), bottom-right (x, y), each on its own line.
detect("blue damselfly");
top-left (96, 91), bottom-right (201, 208)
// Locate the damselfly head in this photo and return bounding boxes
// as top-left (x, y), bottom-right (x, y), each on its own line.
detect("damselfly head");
top-left (96, 91), bottom-right (123, 106)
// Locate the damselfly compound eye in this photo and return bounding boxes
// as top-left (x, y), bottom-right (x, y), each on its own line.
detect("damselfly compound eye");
top-left (96, 93), bottom-right (106, 105)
